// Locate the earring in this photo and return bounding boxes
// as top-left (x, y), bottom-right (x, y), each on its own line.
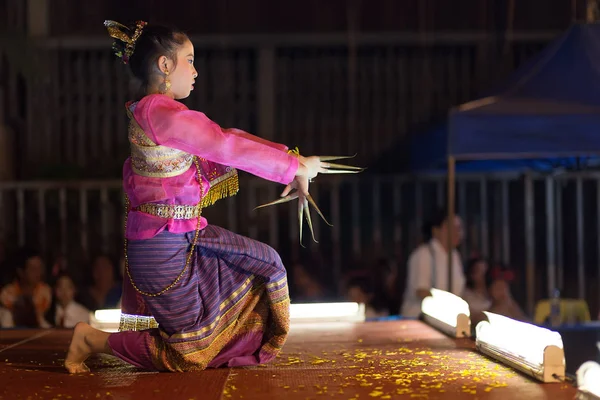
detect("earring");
top-left (160, 69), bottom-right (171, 94)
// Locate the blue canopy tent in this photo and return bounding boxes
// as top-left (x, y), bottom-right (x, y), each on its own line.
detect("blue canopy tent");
top-left (411, 23), bottom-right (600, 314)
top-left (412, 22), bottom-right (600, 172)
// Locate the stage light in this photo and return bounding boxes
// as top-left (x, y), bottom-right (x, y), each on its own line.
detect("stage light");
top-left (89, 309), bottom-right (121, 332)
top-left (290, 302), bottom-right (365, 323)
top-left (421, 288), bottom-right (470, 338)
top-left (475, 312), bottom-right (565, 383)
top-left (576, 360), bottom-right (600, 399)
top-left (90, 302), bottom-right (366, 332)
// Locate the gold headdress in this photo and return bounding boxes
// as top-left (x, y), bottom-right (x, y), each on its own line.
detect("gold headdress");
top-left (104, 20), bottom-right (147, 64)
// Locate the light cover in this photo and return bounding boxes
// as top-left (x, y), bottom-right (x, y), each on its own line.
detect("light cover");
top-left (90, 302), bottom-right (366, 332)
top-left (576, 360), bottom-right (600, 399)
top-left (421, 288), bottom-right (471, 338)
top-left (289, 302), bottom-right (365, 323)
top-left (89, 309), bottom-right (121, 332)
top-left (476, 311), bottom-right (565, 383)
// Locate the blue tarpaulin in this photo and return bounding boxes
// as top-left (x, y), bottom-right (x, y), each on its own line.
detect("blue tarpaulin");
top-left (411, 23), bottom-right (600, 173)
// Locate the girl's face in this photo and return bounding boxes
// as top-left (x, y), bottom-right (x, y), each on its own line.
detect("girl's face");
top-left (162, 39), bottom-right (198, 100)
top-left (471, 261), bottom-right (488, 283)
top-left (55, 276), bottom-right (76, 305)
top-left (489, 279), bottom-right (510, 302)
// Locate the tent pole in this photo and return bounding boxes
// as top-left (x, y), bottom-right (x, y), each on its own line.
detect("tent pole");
top-left (501, 179), bottom-right (510, 266)
top-left (524, 173), bottom-right (535, 317)
top-left (448, 156), bottom-right (456, 294)
top-left (545, 176), bottom-right (556, 298)
top-left (459, 181), bottom-right (468, 259)
top-left (596, 178), bottom-right (600, 317)
top-left (480, 177), bottom-right (489, 258)
top-left (576, 177), bottom-right (585, 300)
top-left (556, 180), bottom-right (564, 293)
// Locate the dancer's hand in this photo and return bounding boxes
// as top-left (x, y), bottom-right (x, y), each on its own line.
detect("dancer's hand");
top-left (281, 175), bottom-right (309, 198)
top-left (283, 155), bottom-right (325, 198)
top-left (254, 153), bottom-right (364, 245)
top-left (297, 155), bottom-right (327, 180)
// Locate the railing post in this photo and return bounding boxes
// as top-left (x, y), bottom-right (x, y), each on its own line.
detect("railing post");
top-left (27, 0), bottom-right (50, 37)
top-left (257, 46), bottom-right (275, 140)
top-left (0, 88), bottom-right (15, 181)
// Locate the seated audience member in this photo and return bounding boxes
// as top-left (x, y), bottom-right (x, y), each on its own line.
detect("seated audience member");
top-left (462, 257), bottom-right (492, 325)
top-left (372, 257), bottom-right (401, 315)
top-left (290, 262), bottom-right (331, 302)
top-left (345, 274), bottom-right (390, 319)
top-left (0, 248), bottom-right (52, 327)
top-left (0, 306), bottom-right (13, 328)
top-left (487, 266), bottom-right (528, 321)
top-left (78, 255), bottom-right (122, 311)
top-left (47, 273), bottom-right (90, 328)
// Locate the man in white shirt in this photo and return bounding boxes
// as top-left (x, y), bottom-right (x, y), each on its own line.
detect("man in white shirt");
top-left (401, 208), bottom-right (466, 317)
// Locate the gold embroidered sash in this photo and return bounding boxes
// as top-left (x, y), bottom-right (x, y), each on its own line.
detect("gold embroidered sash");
top-left (128, 109), bottom-right (195, 178)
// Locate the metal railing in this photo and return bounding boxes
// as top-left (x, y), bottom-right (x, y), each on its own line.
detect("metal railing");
top-left (1, 171), bottom-right (599, 317)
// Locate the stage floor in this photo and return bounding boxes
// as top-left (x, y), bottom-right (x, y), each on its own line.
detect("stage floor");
top-left (0, 320), bottom-right (577, 399)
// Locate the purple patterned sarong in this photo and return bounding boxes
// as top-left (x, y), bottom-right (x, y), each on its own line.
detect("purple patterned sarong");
top-left (107, 225), bottom-right (290, 371)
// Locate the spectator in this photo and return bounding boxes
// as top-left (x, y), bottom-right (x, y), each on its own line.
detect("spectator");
top-left (487, 266), bottom-right (528, 321)
top-left (78, 255), bottom-right (122, 311)
top-left (400, 208), bottom-right (466, 317)
top-left (0, 248), bottom-right (52, 327)
top-left (344, 274), bottom-right (389, 319)
top-left (290, 262), bottom-right (329, 302)
top-left (462, 257), bottom-right (492, 325)
top-left (372, 257), bottom-right (401, 315)
top-left (47, 273), bottom-right (90, 328)
top-left (0, 306), bottom-right (13, 328)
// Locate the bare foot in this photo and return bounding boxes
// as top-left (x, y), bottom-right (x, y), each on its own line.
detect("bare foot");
top-left (64, 322), bottom-right (94, 373)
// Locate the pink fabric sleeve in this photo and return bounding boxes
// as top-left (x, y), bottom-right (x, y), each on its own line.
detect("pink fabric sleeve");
top-left (136, 95), bottom-right (298, 185)
top-left (223, 128), bottom-right (289, 152)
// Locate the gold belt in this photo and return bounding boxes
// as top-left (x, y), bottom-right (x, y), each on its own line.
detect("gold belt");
top-left (135, 203), bottom-right (201, 220)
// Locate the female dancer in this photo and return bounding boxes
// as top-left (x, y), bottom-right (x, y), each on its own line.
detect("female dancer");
top-left (65, 20), bottom-right (357, 373)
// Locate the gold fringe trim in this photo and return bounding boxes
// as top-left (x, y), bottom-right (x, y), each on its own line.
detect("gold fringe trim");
top-left (201, 169), bottom-right (240, 209)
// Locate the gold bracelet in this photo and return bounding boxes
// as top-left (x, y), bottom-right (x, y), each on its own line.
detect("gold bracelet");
top-left (287, 147), bottom-right (300, 157)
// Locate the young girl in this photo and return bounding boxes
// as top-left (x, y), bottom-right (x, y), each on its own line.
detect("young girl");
top-left (65, 20), bottom-right (345, 373)
top-left (48, 273), bottom-right (90, 328)
top-left (461, 257), bottom-right (492, 326)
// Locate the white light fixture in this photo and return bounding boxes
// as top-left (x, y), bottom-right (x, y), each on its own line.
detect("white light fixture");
top-left (475, 311), bottom-right (565, 383)
top-left (421, 288), bottom-right (471, 338)
top-left (577, 361), bottom-right (600, 399)
top-left (89, 302), bottom-right (366, 332)
top-left (576, 342), bottom-right (600, 400)
top-left (89, 309), bottom-right (121, 332)
top-left (290, 302), bottom-right (365, 323)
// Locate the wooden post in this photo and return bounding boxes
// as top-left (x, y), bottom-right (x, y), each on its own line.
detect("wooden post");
top-left (257, 47), bottom-right (275, 140)
top-left (587, 0), bottom-right (600, 22)
top-left (524, 173), bottom-right (535, 315)
top-left (447, 156), bottom-right (456, 293)
top-left (27, 0), bottom-right (49, 37)
top-left (0, 89), bottom-right (15, 181)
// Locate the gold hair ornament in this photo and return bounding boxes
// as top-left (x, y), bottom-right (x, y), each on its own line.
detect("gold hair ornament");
top-left (104, 20), bottom-right (147, 64)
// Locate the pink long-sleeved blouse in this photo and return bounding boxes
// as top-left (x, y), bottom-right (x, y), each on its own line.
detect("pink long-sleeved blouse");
top-left (123, 94), bottom-right (299, 240)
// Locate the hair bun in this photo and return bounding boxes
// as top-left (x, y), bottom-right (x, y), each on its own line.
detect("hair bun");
top-left (104, 20), bottom-right (147, 64)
